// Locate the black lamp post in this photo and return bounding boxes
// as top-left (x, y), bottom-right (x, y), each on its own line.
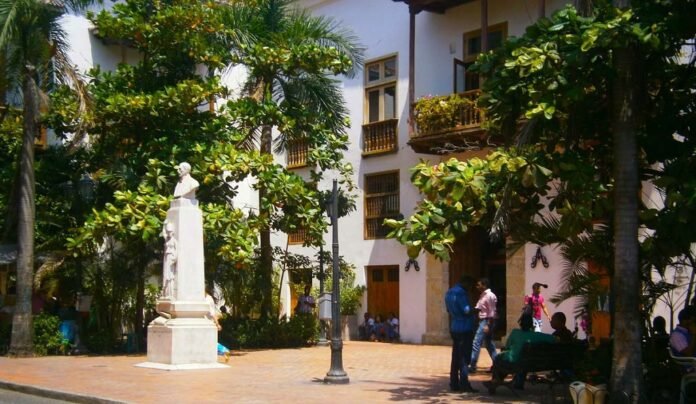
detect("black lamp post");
top-left (317, 243), bottom-right (328, 346)
top-left (324, 179), bottom-right (349, 384)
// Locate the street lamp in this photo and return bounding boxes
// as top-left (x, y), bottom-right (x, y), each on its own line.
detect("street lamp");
top-left (316, 244), bottom-right (328, 346)
top-left (324, 179), bottom-right (349, 384)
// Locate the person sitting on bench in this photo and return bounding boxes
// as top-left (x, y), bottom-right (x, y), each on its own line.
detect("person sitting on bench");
top-left (486, 313), bottom-right (556, 390)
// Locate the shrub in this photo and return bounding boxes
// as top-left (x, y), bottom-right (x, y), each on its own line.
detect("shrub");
top-left (219, 314), bottom-right (318, 349)
top-left (33, 313), bottom-right (70, 356)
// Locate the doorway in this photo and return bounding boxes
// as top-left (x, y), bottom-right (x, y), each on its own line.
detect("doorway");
top-left (366, 265), bottom-right (399, 319)
top-left (449, 227), bottom-right (507, 338)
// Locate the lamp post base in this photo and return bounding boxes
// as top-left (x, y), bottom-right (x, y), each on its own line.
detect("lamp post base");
top-left (324, 373), bottom-right (350, 384)
top-left (324, 338), bottom-right (349, 384)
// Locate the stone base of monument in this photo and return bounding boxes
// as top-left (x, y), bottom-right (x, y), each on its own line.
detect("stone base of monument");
top-left (136, 317), bottom-right (227, 370)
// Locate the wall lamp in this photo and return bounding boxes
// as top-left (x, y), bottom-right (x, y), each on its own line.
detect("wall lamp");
top-left (405, 258), bottom-right (420, 272)
top-left (530, 245), bottom-right (549, 269)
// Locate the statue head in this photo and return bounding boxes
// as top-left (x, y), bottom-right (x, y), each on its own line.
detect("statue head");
top-left (176, 162), bottom-right (191, 177)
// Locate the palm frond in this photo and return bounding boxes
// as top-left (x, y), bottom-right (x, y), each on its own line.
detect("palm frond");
top-left (0, 0), bottom-right (28, 49)
top-left (33, 251), bottom-right (65, 289)
top-left (51, 45), bottom-right (93, 147)
top-left (283, 9), bottom-right (364, 77)
top-left (236, 126), bottom-right (261, 152)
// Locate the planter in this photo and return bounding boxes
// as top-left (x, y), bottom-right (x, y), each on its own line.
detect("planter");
top-left (569, 381), bottom-right (608, 404)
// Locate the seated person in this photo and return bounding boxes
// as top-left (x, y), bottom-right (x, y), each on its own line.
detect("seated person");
top-left (651, 315), bottom-right (669, 349)
top-left (358, 312), bottom-right (375, 341)
top-left (551, 312), bottom-right (574, 343)
top-left (485, 313), bottom-right (556, 391)
top-left (371, 314), bottom-right (388, 341)
top-left (670, 306), bottom-right (696, 359)
top-left (387, 312), bottom-right (399, 341)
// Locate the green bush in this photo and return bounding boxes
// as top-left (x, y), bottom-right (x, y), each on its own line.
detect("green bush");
top-left (219, 314), bottom-right (318, 349)
top-left (33, 313), bottom-right (70, 356)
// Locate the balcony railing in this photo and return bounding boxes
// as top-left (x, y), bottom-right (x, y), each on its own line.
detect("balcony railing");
top-left (288, 227), bottom-right (307, 244)
top-left (287, 139), bottom-right (308, 168)
top-left (409, 90), bottom-right (489, 154)
top-left (362, 118), bottom-right (398, 156)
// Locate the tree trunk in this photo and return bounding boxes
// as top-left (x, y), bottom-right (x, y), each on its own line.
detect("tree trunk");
top-left (610, 0), bottom-right (643, 397)
top-left (259, 123), bottom-right (273, 319)
top-left (9, 68), bottom-right (39, 357)
top-left (134, 253), bottom-right (145, 351)
top-left (574, 0), bottom-right (594, 17)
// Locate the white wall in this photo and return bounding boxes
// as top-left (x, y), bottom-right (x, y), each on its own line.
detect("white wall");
top-left (300, 0), bottom-right (579, 343)
top-left (295, 0), bottom-right (429, 343)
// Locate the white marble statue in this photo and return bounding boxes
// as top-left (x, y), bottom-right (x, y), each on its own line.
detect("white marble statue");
top-left (140, 161), bottom-right (220, 369)
top-left (174, 162), bottom-right (199, 200)
top-left (161, 220), bottom-right (177, 299)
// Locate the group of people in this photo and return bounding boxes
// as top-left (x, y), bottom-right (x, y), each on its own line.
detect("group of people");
top-left (359, 312), bottom-right (399, 342)
top-left (445, 275), bottom-right (574, 393)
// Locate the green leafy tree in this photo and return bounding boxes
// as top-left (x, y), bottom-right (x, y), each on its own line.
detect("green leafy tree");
top-left (387, 1), bottom-right (695, 397)
top-left (0, 0), bottom-right (95, 357)
top-left (50, 0), bottom-right (360, 345)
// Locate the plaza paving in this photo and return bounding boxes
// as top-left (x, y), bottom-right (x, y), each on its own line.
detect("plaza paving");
top-left (0, 341), bottom-right (567, 403)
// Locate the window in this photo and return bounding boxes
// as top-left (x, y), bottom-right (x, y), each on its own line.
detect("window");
top-left (460, 23), bottom-right (507, 91)
top-left (364, 171), bottom-right (400, 239)
top-left (363, 56), bottom-right (398, 155)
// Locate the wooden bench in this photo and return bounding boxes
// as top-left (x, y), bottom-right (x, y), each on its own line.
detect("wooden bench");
top-left (485, 341), bottom-right (586, 395)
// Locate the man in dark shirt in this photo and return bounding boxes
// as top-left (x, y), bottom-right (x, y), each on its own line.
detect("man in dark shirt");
top-left (445, 275), bottom-right (478, 393)
top-left (551, 312), bottom-right (573, 343)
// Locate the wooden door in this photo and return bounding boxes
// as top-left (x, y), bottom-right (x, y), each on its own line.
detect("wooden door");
top-left (450, 227), bottom-right (507, 338)
top-left (366, 265), bottom-right (399, 318)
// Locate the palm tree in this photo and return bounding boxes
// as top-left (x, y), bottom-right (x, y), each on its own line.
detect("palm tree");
top-left (0, 0), bottom-right (93, 356)
top-left (228, 0), bottom-right (363, 318)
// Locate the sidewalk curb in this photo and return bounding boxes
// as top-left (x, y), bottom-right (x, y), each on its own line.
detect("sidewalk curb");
top-left (0, 380), bottom-right (126, 404)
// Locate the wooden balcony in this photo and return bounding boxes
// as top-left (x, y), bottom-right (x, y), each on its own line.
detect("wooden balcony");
top-left (288, 227), bottom-right (307, 245)
top-left (287, 139), bottom-right (308, 169)
top-left (408, 90), bottom-right (492, 155)
top-left (362, 118), bottom-right (398, 156)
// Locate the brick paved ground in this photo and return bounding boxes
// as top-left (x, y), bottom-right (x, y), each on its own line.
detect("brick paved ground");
top-left (0, 341), bottom-right (570, 403)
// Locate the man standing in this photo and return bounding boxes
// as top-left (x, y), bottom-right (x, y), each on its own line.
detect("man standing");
top-left (445, 275), bottom-right (478, 393)
top-left (469, 278), bottom-right (498, 373)
top-left (295, 285), bottom-right (316, 314)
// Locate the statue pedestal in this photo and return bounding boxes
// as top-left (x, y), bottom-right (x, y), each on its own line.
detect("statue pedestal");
top-left (137, 318), bottom-right (225, 370)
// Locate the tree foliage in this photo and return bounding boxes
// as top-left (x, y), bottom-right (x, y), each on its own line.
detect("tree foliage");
top-left (43, 0), bottom-right (360, 345)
